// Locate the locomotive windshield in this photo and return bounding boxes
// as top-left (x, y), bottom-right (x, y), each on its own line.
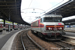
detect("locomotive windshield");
top-left (43, 17), bottom-right (62, 22)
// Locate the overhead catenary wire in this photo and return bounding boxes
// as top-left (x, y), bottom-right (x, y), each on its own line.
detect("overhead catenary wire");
top-left (28, 0), bottom-right (33, 8)
top-left (43, 0), bottom-right (65, 15)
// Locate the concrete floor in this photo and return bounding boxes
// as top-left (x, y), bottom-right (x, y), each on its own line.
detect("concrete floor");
top-left (0, 30), bottom-right (20, 49)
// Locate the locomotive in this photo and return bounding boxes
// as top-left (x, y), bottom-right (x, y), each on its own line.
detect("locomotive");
top-left (31, 14), bottom-right (66, 40)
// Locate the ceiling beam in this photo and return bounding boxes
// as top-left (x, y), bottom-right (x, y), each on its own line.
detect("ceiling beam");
top-left (0, 1), bottom-right (15, 2)
top-left (0, 7), bottom-right (19, 9)
top-left (0, 5), bottom-right (17, 6)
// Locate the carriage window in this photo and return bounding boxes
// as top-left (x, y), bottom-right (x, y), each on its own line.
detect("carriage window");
top-left (44, 17), bottom-right (62, 22)
top-left (2, 25), bottom-right (3, 27)
top-left (32, 21), bottom-right (39, 27)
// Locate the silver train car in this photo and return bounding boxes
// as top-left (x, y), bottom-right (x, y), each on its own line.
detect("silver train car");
top-left (31, 14), bottom-right (66, 40)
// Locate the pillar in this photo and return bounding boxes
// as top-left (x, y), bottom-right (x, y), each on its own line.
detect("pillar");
top-left (2, 18), bottom-right (7, 34)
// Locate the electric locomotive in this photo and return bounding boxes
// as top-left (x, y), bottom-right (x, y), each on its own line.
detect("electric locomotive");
top-left (31, 14), bottom-right (66, 40)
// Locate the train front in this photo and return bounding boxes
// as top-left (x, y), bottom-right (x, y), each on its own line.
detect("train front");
top-left (40, 15), bottom-right (65, 40)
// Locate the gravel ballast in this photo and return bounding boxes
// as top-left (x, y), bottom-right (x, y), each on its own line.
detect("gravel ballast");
top-left (28, 30), bottom-right (60, 50)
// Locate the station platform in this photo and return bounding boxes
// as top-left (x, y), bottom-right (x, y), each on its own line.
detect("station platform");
top-left (0, 30), bottom-right (21, 50)
top-left (0, 28), bottom-right (30, 50)
top-left (63, 28), bottom-right (75, 39)
top-left (64, 28), bottom-right (75, 32)
top-left (0, 28), bottom-right (75, 50)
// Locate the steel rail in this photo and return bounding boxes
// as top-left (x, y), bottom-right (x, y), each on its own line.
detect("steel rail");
top-left (27, 33), bottom-right (45, 50)
top-left (53, 41), bottom-right (74, 50)
top-left (21, 32), bottom-right (26, 50)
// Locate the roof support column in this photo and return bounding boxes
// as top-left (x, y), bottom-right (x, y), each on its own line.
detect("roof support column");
top-left (2, 18), bottom-right (7, 34)
top-left (8, 24), bottom-right (10, 32)
top-left (3, 18), bottom-right (5, 27)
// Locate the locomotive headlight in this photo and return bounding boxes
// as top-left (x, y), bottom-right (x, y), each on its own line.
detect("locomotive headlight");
top-left (48, 27), bottom-right (52, 30)
top-left (59, 27), bottom-right (62, 30)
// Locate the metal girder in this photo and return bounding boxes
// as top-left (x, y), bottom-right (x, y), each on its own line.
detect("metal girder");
top-left (45, 0), bottom-right (75, 17)
top-left (0, 1), bottom-right (16, 3)
top-left (44, 0), bottom-right (75, 25)
top-left (0, 0), bottom-right (30, 25)
top-left (0, 7), bottom-right (20, 9)
top-left (0, 5), bottom-right (17, 7)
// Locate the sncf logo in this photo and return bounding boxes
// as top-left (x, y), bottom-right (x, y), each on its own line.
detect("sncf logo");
top-left (58, 23), bottom-right (62, 25)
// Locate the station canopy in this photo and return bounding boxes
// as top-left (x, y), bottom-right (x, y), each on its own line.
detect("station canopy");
top-left (0, 0), bottom-right (30, 25)
top-left (0, 0), bottom-right (75, 25)
top-left (45, 0), bottom-right (75, 24)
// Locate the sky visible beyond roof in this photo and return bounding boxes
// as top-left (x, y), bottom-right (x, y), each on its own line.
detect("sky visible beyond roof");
top-left (21, 0), bottom-right (69, 23)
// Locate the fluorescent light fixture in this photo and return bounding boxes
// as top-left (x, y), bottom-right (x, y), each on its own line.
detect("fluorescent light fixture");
top-left (62, 15), bottom-right (75, 21)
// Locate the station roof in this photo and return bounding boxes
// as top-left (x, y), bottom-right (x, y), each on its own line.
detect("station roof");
top-left (45, 0), bottom-right (75, 24)
top-left (45, 0), bottom-right (75, 17)
top-left (63, 19), bottom-right (75, 25)
top-left (0, 0), bottom-right (30, 25)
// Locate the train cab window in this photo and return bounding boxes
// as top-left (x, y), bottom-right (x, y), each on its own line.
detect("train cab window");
top-left (44, 17), bottom-right (53, 22)
top-left (44, 17), bottom-right (62, 22)
top-left (53, 17), bottom-right (62, 22)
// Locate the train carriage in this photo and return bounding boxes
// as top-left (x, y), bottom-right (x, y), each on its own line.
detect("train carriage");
top-left (31, 14), bottom-right (66, 40)
top-left (0, 22), bottom-right (9, 31)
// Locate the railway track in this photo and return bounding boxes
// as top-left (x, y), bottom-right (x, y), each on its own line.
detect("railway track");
top-left (51, 40), bottom-right (75, 50)
top-left (21, 30), bottom-right (45, 50)
top-left (13, 30), bottom-right (75, 50)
